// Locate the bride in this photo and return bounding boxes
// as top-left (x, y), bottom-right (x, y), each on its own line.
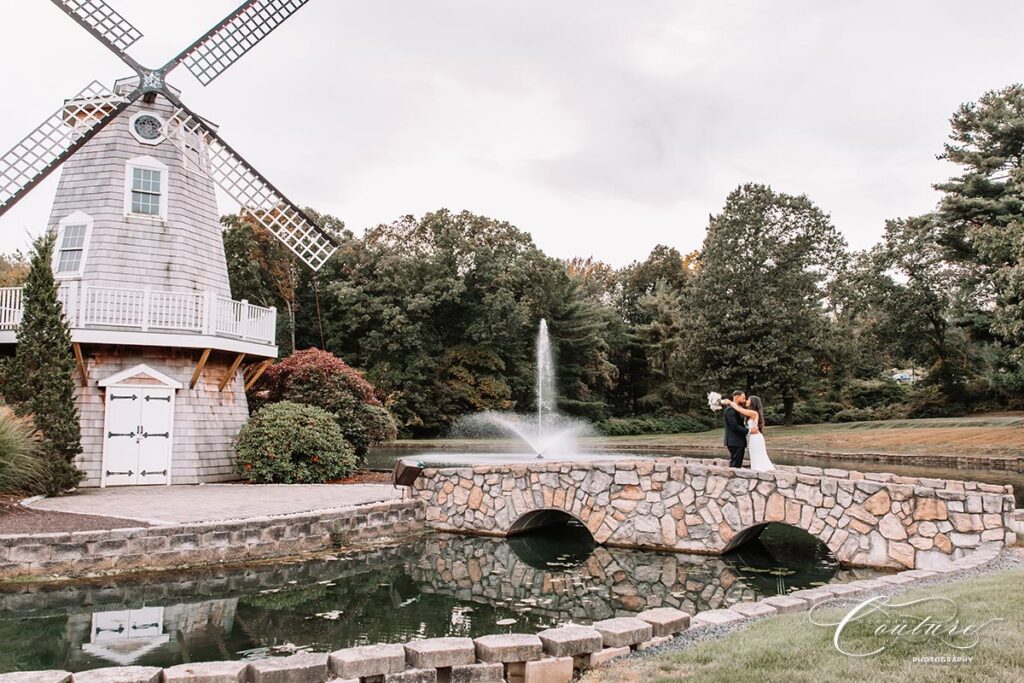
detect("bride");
top-left (722, 395), bottom-right (775, 471)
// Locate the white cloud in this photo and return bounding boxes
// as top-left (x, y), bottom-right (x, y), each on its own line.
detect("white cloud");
top-left (1, 0), bottom-right (1023, 265)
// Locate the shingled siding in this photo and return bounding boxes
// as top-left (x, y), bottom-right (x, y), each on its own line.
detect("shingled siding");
top-left (46, 98), bottom-right (231, 297)
top-left (75, 346), bottom-right (248, 486)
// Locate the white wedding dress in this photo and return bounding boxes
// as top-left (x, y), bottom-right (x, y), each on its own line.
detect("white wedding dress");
top-left (747, 418), bottom-right (775, 471)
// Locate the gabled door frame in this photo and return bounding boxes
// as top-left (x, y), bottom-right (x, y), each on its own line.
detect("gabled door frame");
top-left (99, 364), bottom-right (181, 488)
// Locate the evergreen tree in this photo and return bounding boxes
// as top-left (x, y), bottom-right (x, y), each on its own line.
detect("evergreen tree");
top-left (687, 184), bottom-right (847, 424)
top-left (935, 84), bottom-right (1024, 356)
top-left (4, 233), bottom-right (83, 494)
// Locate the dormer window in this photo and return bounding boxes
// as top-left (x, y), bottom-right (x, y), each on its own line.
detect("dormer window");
top-left (124, 156), bottom-right (168, 220)
top-left (53, 211), bottom-right (93, 278)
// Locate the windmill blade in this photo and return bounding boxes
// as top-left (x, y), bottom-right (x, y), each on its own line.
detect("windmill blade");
top-left (165, 107), bottom-right (337, 271)
top-left (0, 81), bottom-right (131, 217)
top-left (167, 0), bottom-right (311, 86)
top-left (50, 0), bottom-right (143, 62)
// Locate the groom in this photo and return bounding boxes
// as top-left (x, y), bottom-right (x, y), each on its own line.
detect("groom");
top-left (724, 390), bottom-right (750, 468)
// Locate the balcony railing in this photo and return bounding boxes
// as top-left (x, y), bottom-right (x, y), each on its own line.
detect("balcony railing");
top-left (0, 283), bottom-right (276, 346)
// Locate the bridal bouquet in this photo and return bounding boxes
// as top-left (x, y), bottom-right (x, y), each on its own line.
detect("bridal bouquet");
top-left (707, 391), bottom-right (723, 412)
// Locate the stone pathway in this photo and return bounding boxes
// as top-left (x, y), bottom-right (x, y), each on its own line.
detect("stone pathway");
top-left (27, 483), bottom-right (403, 525)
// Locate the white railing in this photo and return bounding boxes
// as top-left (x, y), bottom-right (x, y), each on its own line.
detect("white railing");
top-left (0, 287), bottom-right (23, 330)
top-left (0, 283), bottom-right (276, 346)
top-left (214, 296), bottom-right (277, 343)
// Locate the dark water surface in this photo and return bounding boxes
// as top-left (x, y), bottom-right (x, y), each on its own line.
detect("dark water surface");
top-left (0, 526), bottom-right (877, 673)
top-left (367, 446), bottom-right (1024, 506)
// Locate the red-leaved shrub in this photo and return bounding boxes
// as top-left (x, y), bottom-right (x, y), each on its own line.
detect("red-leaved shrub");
top-left (248, 349), bottom-right (397, 459)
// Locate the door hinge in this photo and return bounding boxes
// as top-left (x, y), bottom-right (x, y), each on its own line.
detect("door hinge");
top-left (105, 470), bottom-right (134, 477)
top-left (111, 394), bottom-right (138, 401)
top-left (95, 625), bottom-right (126, 635)
top-left (131, 622), bottom-right (160, 630)
top-left (142, 432), bottom-right (170, 438)
top-left (107, 431), bottom-right (136, 438)
top-left (139, 470), bottom-right (167, 477)
top-left (144, 395), bottom-right (171, 402)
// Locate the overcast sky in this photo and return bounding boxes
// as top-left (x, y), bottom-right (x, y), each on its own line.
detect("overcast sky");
top-left (1, 0), bottom-right (1023, 266)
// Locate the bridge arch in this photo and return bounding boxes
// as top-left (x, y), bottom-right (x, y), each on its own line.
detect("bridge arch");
top-left (508, 508), bottom-right (594, 538)
top-left (722, 521), bottom-right (841, 561)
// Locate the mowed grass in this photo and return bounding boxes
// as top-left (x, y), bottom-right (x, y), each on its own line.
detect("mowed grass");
top-left (398, 414), bottom-right (1024, 458)
top-left (582, 563), bottom-right (1024, 683)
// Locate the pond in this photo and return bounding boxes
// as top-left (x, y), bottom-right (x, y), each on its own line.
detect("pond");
top-left (0, 525), bottom-right (879, 673)
top-left (367, 447), bottom-right (1024, 506)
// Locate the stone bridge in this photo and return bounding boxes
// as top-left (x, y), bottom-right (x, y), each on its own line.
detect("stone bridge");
top-left (410, 458), bottom-right (1016, 570)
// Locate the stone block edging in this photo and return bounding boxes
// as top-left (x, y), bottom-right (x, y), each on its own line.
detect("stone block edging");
top-left (0, 545), bottom-right (1002, 682)
top-left (0, 499), bottom-right (424, 582)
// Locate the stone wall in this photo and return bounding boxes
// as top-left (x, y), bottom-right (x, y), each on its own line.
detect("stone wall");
top-left (0, 500), bottom-right (423, 581)
top-left (411, 458), bottom-right (1016, 570)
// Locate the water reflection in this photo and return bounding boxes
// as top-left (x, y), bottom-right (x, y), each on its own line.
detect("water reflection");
top-left (0, 527), bottom-right (878, 673)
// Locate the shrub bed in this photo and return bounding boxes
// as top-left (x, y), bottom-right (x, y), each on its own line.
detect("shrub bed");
top-left (598, 413), bottom-right (713, 436)
top-left (234, 402), bottom-right (357, 484)
top-left (250, 349), bottom-right (397, 461)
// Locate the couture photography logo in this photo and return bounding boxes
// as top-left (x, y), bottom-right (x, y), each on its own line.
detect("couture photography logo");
top-left (808, 595), bottom-right (1004, 661)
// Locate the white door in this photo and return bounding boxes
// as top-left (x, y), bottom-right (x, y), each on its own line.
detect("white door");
top-left (104, 389), bottom-right (143, 486)
top-left (138, 388), bottom-right (172, 485)
top-left (103, 386), bottom-right (173, 486)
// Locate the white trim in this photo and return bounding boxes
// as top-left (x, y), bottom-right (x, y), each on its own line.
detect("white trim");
top-left (128, 111), bottom-right (167, 146)
top-left (99, 363), bottom-right (183, 389)
top-left (0, 326), bottom-right (279, 358)
top-left (124, 155), bottom-right (168, 220)
top-left (72, 329), bottom-right (278, 357)
top-left (52, 210), bottom-right (94, 279)
top-left (100, 384), bottom-right (176, 487)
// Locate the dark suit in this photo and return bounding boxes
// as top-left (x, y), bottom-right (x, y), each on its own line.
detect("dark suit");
top-left (723, 405), bottom-right (749, 468)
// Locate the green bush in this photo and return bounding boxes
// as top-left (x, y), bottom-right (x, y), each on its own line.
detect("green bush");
top-left (764, 400), bottom-right (845, 426)
top-left (0, 406), bottom-right (47, 494)
top-left (905, 385), bottom-right (964, 419)
top-left (598, 414), bottom-right (711, 436)
top-left (250, 349), bottom-right (397, 461)
top-left (234, 402), bottom-right (357, 484)
top-left (843, 379), bottom-right (906, 408)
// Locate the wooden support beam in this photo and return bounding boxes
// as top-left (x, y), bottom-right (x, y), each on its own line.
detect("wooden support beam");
top-left (72, 343), bottom-right (88, 385)
top-left (243, 358), bottom-right (273, 391)
top-left (219, 352), bottom-right (246, 392)
top-left (190, 348), bottom-right (212, 389)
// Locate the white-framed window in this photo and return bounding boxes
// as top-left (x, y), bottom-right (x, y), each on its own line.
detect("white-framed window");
top-left (128, 111), bottom-right (166, 146)
top-left (124, 156), bottom-right (168, 220)
top-left (53, 210), bottom-right (94, 278)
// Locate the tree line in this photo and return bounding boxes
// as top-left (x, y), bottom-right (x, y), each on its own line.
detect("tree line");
top-left (220, 84), bottom-right (1024, 435)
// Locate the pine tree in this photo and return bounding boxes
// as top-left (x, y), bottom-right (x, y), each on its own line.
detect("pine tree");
top-left (5, 233), bottom-right (83, 494)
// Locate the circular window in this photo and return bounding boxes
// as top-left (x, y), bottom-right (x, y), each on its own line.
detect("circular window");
top-left (133, 114), bottom-right (163, 141)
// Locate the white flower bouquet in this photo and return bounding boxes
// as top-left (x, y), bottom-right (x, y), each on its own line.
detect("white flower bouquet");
top-left (707, 391), bottom-right (723, 412)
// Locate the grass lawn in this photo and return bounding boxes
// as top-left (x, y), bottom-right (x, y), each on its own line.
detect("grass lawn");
top-left (582, 563), bottom-right (1024, 683)
top-left (400, 414), bottom-right (1024, 458)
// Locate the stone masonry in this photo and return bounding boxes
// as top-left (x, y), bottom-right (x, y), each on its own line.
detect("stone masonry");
top-left (411, 458), bottom-right (1016, 570)
top-left (0, 499), bottom-right (422, 581)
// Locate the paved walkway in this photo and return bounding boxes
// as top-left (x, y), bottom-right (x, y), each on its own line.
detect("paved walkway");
top-left (27, 484), bottom-right (403, 526)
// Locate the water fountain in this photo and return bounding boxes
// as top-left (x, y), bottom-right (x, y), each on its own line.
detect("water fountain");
top-left (454, 319), bottom-right (593, 458)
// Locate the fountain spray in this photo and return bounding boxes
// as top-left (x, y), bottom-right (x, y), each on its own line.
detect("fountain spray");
top-left (536, 319), bottom-right (556, 458)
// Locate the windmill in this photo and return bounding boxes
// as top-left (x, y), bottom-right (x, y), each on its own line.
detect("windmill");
top-left (0, 0), bottom-right (336, 487)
